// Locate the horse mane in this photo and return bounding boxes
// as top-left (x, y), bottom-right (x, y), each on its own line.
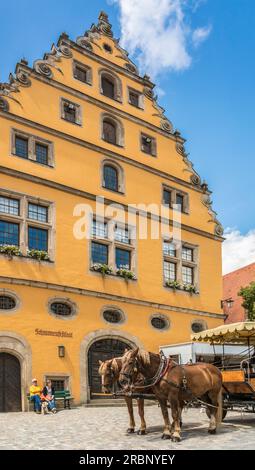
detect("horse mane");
top-left (99, 356), bottom-right (123, 376)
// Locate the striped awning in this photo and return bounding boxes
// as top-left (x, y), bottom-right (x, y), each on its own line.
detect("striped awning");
top-left (191, 322), bottom-right (255, 344)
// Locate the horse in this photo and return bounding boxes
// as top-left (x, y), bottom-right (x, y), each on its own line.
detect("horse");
top-left (98, 357), bottom-right (148, 435)
top-left (119, 348), bottom-right (222, 442)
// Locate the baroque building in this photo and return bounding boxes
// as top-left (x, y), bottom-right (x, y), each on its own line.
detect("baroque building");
top-left (0, 12), bottom-right (224, 410)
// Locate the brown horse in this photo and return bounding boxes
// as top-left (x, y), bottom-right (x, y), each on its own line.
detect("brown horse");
top-left (98, 357), bottom-right (148, 435)
top-left (119, 348), bottom-right (222, 442)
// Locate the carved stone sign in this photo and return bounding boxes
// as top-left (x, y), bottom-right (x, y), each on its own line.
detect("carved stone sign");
top-left (35, 328), bottom-right (73, 338)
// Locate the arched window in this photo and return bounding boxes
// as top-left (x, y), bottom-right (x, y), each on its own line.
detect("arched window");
top-left (103, 119), bottom-right (117, 144)
top-left (101, 160), bottom-right (125, 193)
top-left (103, 165), bottom-right (118, 191)
top-left (99, 70), bottom-right (122, 102)
top-left (101, 114), bottom-right (124, 147)
top-left (102, 76), bottom-right (115, 99)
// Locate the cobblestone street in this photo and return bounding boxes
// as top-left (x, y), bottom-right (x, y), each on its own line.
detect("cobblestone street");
top-left (0, 405), bottom-right (254, 450)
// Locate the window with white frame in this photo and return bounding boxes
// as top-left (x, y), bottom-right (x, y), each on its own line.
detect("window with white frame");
top-left (11, 129), bottom-right (54, 167)
top-left (163, 240), bottom-right (198, 290)
top-left (162, 185), bottom-right (189, 214)
top-left (0, 190), bottom-right (55, 260)
top-left (90, 219), bottom-right (136, 276)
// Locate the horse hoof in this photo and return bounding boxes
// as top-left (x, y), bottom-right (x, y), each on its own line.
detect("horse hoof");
top-left (180, 420), bottom-right (183, 428)
top-left (208, 428), bottom-right (216, 435)
top-left (161, 434), bottom-right (171, 440)
top-left (172, 436), bottom-right (181, 442)
top-left (127, 428), bottom-right (135, 434)
top-left (137, 430), bottom-right (146, 435)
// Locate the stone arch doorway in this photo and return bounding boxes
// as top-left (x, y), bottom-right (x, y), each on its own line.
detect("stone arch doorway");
top-left (88, 338), bottom-right (130, 399)
top-left (0, 353), bottom-right (21, 412)
top-left (80, 329), bottom-right (144, 403)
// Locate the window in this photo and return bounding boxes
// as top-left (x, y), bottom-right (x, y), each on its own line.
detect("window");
top-left (75, 66), bottom-right (87, 83)
top-left (15, 136), bottom-right (28, 159)
top-left (0, 221), bottom-right (19, 246)
top-left (103, 119), bottom-right (117, 144)
top-left (92, 220), bottom-right (107, 239)
top-left (151, 316), bottom-right (169, 330)
top-left (103, 309), bottom-right (122, 324)
top-left (61, 99), bottom-right (82, 126)
top-left (50, 302), bottom-right (72, 316)
top-left (103, 43), bottom-right (113, 53)
top-left (12, 129), bottom-right (54, 167)
top-left (0, 295), bottom-right (16, 310)
top-left (0, 191), bottom-right (54, 260)
top-left (141, 133), bottom-right (156, 156)
top-left (91, 242), bottom-right (108, 264)
top-left (100, 71), bottom-right (122, 102)
top-left (176, 193), bottom-right (184, 212)
top-left (182, 247), bottom-right (193, 262)
top-left (28, 204), bottom-right (48, 223)
top-left (129, 90), bottom-right (139, 107)
top-left (163, 189), bottom-right (172, 206)
top-left (51, 379), bottom-right (65, 391)
top-left (73, 61), bottom-right (92, 85)
top-left (0, 197), bottom-right (19, 216)
top-left (191, 321), bottom-right (206, 333)
top-left (163, 241), bottom-right (176, 257)
top-left (102, 76), bottom-right (115, 99)
top-left (115, 226), bottom-right (130, 244)
top-left (28, 226), bottom-right (48, 251)
top-left (90, 219), bottom-right (135, 277)
top-left (116, 248), bottom-right (130, 269)
top-left (164, 261), bottom-right (176, 282)
top-left (162, 185), bottom-right (189, 213)
top-left (103, 165), bottom-right (118, 191)
top-left (35, 143), bottom-right (48, 165)
top-left (182, 265), bottom-right (193, 285)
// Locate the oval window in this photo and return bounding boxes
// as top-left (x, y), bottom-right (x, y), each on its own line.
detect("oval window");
top-left (103, 43), bottom-right (112, 53)
top-left (50, 302), bottom-right (72, 316)
top-left (151, 316), bottom-right (168, 330)
top-left (191, 322), bottom-right (205, 333)
top-left (103, 309), bottom-right (122, 324)
top-left (0, 295), bottom-right (16, 310)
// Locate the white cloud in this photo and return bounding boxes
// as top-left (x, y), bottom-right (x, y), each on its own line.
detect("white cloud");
top-left (222, 228), bottom-right (255, 275)
top-left (112, 0), bottom-right (211, 78)
top-left (192, 25), bottom-right (212, 47)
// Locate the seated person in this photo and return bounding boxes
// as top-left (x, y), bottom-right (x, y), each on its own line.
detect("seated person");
top-left (42, 379), bottom-right (57, 413)
top-left (29, 378), bottom-right (41, 413)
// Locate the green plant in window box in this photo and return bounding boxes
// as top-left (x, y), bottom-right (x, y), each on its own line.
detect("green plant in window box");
top-left (27, 249), bottom-right (50, 261)
top-left (183, 284), bottom-right (197, 294)
top-left (116, 268), bottom-right (136, 280)
top-left (0, 245), bottom-right (22, 259)
top-left (91, 263), bottom-right (113, 276)
top-left (165, 280), bottom-right (181, 290)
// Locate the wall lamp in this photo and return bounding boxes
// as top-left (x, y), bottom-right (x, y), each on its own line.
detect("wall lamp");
top-left (221, 298), bottom-right (234, 309)
top-left (58, 345), bottom-right (65, 358)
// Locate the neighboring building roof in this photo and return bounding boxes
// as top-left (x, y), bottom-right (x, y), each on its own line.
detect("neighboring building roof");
top-left (223, 262), bottom-right (255, 323)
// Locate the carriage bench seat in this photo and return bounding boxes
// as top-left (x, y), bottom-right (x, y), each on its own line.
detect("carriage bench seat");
top-left (27, 390), bottom-right (73, 411)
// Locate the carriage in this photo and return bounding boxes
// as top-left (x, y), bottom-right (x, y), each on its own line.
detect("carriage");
top-left (191, 321), bottom-right (255, 419)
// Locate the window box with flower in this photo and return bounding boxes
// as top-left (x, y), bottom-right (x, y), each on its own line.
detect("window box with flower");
top-left (116, 268), bottom-right (136, 280)
top-left (0, 245), bottom-right (22, 259)
top-left (91, 263), bottom-right (113, 276)
top-left (27, 249), bottom-right (50, 261)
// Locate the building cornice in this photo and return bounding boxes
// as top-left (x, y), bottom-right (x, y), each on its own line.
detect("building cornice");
top-left (0, 275), bottom-right (225, 319)
top-left (0, 110), bottom-right (205, 195)
top-left (0, 165), bottom-right (224, 241)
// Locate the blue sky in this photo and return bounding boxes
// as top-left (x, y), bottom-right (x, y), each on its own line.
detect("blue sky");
top-left (0, 0), bottom-right (255, 272)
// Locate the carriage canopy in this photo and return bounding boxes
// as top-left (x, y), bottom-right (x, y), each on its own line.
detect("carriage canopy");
top-left (191, 322), bottom-right (255, 345)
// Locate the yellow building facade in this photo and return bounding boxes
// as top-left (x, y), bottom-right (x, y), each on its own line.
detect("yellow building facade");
top-left (0, 12), bottom-right (224, 411)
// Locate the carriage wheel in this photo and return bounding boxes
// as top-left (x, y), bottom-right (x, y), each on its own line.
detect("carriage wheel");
top-left (205, 406), bottom-right (227, 421)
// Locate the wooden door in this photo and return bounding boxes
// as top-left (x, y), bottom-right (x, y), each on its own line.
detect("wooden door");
top-left (0, 353), bottom-right (21, 412)
top-left (88, 339), bottom-right (129, 398)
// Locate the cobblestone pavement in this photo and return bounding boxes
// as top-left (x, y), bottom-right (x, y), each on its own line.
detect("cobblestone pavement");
top-left (0, 405), bottom-right (254, 450)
